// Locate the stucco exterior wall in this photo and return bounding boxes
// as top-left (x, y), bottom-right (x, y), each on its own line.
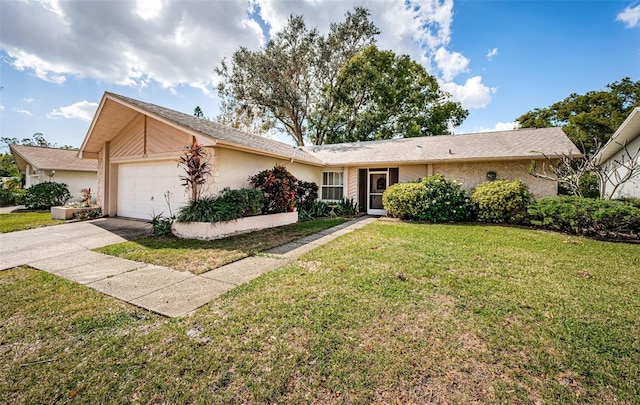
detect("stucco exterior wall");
top-left (51, 170), bottom-right (98, 202)
top-left (603, 135), bottom-right (640, 199)
top-left (214, 147), bottom-right (322, 194)
top-left (432, 160), bottom-right (557, 198)
top-left (26, 167), bottom-right (97, 202)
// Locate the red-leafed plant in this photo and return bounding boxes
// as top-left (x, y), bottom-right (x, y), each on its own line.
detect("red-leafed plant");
top-left (178, 140), bottom-right (212, 200)
top-left (248, 165), bottom-right (299, 213)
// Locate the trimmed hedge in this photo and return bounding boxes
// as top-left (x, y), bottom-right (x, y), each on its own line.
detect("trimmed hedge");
top-left (471, 179), bottom-right (532, 223)
top-left (383, 175), bottom-right (471, 222)
top-left (24, 182), bottom-right (71, 210)
top-left (528, 196), bottom-right (640, 239)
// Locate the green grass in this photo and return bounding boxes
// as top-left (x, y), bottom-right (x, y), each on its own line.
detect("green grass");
top-left (94, 217), bottom-right (348, 274)
top-left (2, 221), bottom-right (639, 404)
top-left (0, 211), bottom-right (65, 233)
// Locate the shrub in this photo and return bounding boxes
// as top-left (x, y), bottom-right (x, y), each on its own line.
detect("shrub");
top-left (334, 197), bottom-right (358, 216)
top-left (218, 188), bottom-right (265, 217)
top-left (617, 197), bottom-right (640, 209)
top-left (24, 182), bottom-right (71, 210)
top-left (0, 187), bottom-right (25, 207)
top-left (471, 179), bottom-right (532, 223)
top-left (296, 181), bottom-right (319, 212)
top-left (248, 165), bottom-right (299, 213)
top-left (176, 196), bottom-right (242, 223)
top-left (383, 174), bottom-right (471, 222)
top-left (151, 212), bottom-right (174, 236)
top-left (299, 200), bottom-right (330, 219)
top-left (528, 196), bottom-right (640, 239)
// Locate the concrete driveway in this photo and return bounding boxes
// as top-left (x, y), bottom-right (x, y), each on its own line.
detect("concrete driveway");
top-left (0, 217), bottom-right (151, 270)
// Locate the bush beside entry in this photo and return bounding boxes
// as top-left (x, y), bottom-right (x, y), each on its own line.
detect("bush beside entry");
top-left (382, 175), bottom-right (470, 222)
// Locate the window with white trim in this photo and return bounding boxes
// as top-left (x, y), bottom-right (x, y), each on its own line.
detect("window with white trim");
top-left (321, 171), bottom-right (344, 201)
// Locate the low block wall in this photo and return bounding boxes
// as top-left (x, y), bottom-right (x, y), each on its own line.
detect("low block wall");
top-left (51, 206), bottom-right (101, 220)
top-left (171, 211), bottom-right (298, 240)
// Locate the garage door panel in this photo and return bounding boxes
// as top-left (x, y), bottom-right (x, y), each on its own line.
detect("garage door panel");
top-left (117, 161), bottom-right (189, 220)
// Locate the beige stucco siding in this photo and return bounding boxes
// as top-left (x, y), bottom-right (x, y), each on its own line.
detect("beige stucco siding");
top-left (213, 147), bottom-right (322, 195)
top-left (51, 171), bottom-right (97, 202)
top-left (432, 160), bottom-right (557, 198)
top-left (25, 167), bottom-right (96, 202)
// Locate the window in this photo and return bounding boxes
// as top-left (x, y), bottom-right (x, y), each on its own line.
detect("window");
top-left (321, 171), bottom-right (344, 200)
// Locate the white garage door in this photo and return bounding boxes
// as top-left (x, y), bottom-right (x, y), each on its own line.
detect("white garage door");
top-left (117, 161), bottom-right (189, 220)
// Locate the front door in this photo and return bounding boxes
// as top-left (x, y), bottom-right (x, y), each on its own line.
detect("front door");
top-left (368, 171), bottom-right (388, 215)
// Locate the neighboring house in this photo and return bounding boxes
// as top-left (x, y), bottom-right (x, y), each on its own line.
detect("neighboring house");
top-left (79, 92), bottom-right (580, 220)
top-left (595, 107), bottom-right (640, 199)
top-left (10, 145), bottom-right (98, 201)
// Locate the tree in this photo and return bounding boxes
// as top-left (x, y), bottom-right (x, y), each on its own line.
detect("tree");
top-left (0, 153), bottom-right (19, 178)
top-left (215, 98), bottom-right (275, 135)
top-left (521, 78), bottom-right (640, 198)
top-left (215, 7), bottom-right (379, 146)
top-left (318, 45), bottom-right (468, 143)
top-left (530, 140), bottom-right (640, 200)
top-left (517, 78), bottom-right (640, 154)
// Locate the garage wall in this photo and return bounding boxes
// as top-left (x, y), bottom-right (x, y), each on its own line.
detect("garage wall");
top-left (213, 147), bottom-right (322, 195)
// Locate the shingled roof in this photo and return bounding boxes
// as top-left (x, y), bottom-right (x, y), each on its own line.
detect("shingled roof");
top-left (102, 92), bottom-right (323, 165)
top-left (10, 144), bottom-right (98, 172)
top-left (81, 92), bottom-right (580, 167)
top-left (303, 128), bottom-right (581, 166)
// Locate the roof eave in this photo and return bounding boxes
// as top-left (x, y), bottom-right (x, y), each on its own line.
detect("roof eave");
top-left (214, 140), bottom-right (325, 167)
top-left (595, 107), bottom-right (640, 164)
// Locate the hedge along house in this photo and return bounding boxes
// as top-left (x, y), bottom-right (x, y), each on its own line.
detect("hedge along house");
top-left (9, 144), bottom-right (98, 201)
top-left (79, 92), bottom-right (580, 220)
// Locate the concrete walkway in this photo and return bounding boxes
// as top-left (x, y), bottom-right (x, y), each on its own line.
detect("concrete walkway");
top-left (1, 216), bottom-right (377, 317)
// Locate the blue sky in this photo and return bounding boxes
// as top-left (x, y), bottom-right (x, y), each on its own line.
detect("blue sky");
top-left (0, 0), bottom-right (638, 149)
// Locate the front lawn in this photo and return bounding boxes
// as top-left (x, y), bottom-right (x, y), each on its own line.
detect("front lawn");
top-left (94, 217), bottom-right (348, 274)
top-left (2, 222), bottom-right (639, 403)
top-left (0, 211), bottom-right (64, 233)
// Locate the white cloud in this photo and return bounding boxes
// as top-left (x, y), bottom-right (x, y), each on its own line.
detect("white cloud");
top-left (0, 0), bottom-right (265, 91)
top-left (0, 104), bottom-right (5, 112)
top-left (12, 107), bottom-right (33, 116)
top-left (0, 0), bottom-right (494, 109)
top-left (617, 4), bottom-right (640, 28)
top-left (486, 48), bottom-right (498, 60)
top-left (474, 121), bottom-right (518, 133)
top-left (434, 47), bottom-right (469, 81)
top-left (47, 101), bottom-right (99, 121)
top-left (441, 76), bottom-right (496, 109)
top-left (23, 97), bottom-right (35, 103)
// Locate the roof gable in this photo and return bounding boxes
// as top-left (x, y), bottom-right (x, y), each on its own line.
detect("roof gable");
top-left (10, 145), bottom-right (98, 172)
top-left (79, 92), bottom-right (323, 165)
top-left (596, 107), bottom-right (640, 163)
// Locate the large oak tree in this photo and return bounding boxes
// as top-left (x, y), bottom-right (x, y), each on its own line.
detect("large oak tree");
top-left (318, 45), bottom-right (468, 144)
top-left (517, 77), bottom-right (640, 154)
top-left (215, 7), bottom-right (379, 146)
